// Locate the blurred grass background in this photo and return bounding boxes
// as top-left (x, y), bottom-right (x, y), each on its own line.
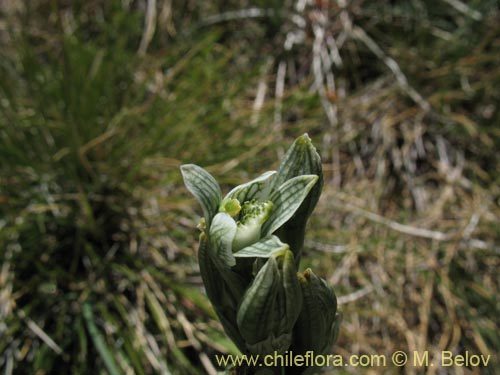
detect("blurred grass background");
top-left (0, 1), bottom-right (499, 374)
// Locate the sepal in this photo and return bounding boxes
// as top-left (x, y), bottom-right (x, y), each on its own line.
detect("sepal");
top-left (262, 175), bottom-right (318, 237)
top-left (181, 164), bottom-right (222, 226)
top-left (209, 212), bottom-right (238, 267)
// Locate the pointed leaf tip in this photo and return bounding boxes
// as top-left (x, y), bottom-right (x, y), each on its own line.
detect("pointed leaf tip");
top-left (298, 133), bottom-right (311, 144)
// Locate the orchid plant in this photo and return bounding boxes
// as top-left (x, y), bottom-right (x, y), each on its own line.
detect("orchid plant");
top-left (181, 134), bottom-right (340, 374)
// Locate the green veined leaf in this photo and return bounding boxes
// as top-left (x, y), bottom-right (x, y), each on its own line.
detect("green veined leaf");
top-left (209, 212), bottom-right (237, 267)
top-left (180, 164), bottom-right (221, 226)
top-left (269, 134), bottom-right (324, 263)
top-left (233, 235), bottom-right (288, 258)
top-left (280, 250), bottom-right (302, 332)
top-left (262, 174), bottom-right (318, 236)
top-left (198, 234), bottom-right (247, 353)
top-left (198, 234), bottom-right (246, 307)
top-left (236, 257), bottom-right (280, 347)
top-left (225, 170), bottom-right (276, 202)
top-left (292, 269), bottom-right (338, 355)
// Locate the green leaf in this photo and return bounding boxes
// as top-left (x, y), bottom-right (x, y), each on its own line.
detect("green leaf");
top-left (292, 269), bottom-right (338, 356)
top-left (209, 212), bottom-right (237, 267)
top-left (225, 170), bottom-right (276, 202)
top-left (271, 134), bottom-right (324, 263)
top-left (236, 257), bottom-right (280, 350)
top-left (198, 234), bottom-right (247, 353)
top-left (180, 164), bottom-right (221, 226)
top-left (280, 250), bottom-right (303, 333)
top-left (262, 175), bottom-right (318, 236)
top-left (233, 235), bottom-right (288, 258)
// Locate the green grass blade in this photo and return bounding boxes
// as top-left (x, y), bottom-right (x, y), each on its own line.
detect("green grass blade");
top-left (82, 302), bottom-right (121, 375)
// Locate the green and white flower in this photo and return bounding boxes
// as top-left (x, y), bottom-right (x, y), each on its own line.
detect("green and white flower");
top-left (181, 162), bottom-right (318, 268)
